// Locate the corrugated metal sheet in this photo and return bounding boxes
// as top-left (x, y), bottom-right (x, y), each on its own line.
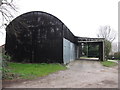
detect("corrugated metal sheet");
top-left (63, 38), bottom-right (76, 64)
top-left (5, 11), bottom-right (63, 63)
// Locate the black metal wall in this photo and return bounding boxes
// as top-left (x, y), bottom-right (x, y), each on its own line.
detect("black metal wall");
top-left (5, 11), bottom-right (66, 63)
top-left (63, 25), bottom-right (76, 43)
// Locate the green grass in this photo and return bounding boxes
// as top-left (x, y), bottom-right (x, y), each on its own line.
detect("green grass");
top-left (7, 62), bottom-right (67, 79)
top-left (101, 61), bottom-right (117, 67)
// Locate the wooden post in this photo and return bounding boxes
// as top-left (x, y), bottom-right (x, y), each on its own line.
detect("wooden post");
top-left (99, 41), bottom-right (104, 61)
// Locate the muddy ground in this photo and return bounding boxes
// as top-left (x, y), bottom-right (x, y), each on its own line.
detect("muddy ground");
top-left (3, 60), bottom-right (118, 88)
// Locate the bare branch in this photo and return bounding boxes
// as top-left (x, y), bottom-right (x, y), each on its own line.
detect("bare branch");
top-left (0, 0), bottom-right (17, 28)
top-left (97, 25), bottom-right (116, 42)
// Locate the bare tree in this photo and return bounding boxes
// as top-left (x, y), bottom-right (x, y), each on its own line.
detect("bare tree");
top-left (97, 25), bottom-right (117, 59)
top-left (97, 25), bottom-right (116, 42)
top-left (0, 0), bottom-right (17, 28)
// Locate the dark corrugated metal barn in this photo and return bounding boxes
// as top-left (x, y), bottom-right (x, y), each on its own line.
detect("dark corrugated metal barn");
top-left (5, 11), bottom-right (105, 64)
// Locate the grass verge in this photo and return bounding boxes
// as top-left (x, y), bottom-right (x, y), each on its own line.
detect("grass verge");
top-left (101, 61), bottom-right (117, 67)
top-left (5, 62), bottom-right (67, 80)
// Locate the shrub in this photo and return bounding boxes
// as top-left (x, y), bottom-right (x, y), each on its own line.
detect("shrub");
top-left (2, 53), bottom-right (12, 79)
top-left (114, 52), bottom-right (120, 60)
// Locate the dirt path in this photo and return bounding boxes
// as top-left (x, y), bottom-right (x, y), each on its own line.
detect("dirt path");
top-left (3, 60), bottom-right (118, 88)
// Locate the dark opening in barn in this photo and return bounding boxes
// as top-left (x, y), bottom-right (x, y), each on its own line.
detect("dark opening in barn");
top-left (5, 11), bottom-right (105, 64)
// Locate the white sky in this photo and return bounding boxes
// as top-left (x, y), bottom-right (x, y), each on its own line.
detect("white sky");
top-left (0, 0), bottom-right (119, 45)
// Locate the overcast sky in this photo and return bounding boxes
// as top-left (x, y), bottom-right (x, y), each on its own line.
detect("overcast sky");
top-left (0, 0), bottom-right (119, 45)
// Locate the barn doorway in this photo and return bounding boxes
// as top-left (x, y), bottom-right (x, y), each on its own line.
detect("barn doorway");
top-left (76, 37), bottom-right (105, 61)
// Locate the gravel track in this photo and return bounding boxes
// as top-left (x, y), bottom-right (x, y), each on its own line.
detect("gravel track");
top-left (3, 60), bottom-right (118, 88)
